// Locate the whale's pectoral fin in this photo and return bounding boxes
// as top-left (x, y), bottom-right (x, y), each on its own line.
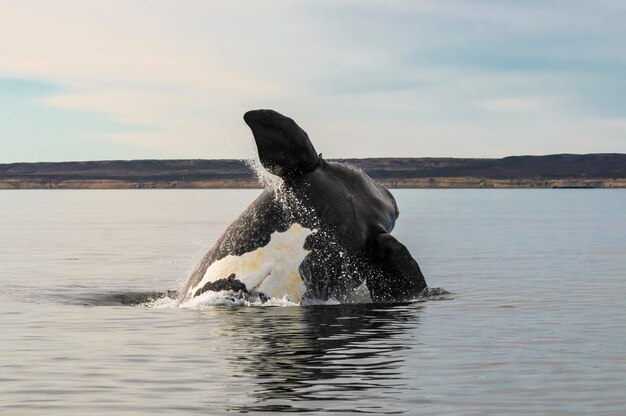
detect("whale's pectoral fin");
top-left (244, 109), bottom-right (320, 178)
top-left (367, 233), bottom-right (427, 303)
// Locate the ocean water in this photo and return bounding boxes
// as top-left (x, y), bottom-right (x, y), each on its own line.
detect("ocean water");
top-left (1, 189), bottom-right (625, 415)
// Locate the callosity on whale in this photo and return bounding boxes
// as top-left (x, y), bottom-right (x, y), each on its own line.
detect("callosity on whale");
top-left (178, 109), bottom-right (427, 304)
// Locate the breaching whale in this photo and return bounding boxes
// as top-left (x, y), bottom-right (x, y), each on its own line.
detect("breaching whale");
top-left (178, 109), bottom-right (427, 304)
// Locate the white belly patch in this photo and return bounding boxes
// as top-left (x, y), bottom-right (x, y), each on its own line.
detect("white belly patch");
top-left (188, 223), bottom-right (314, 303)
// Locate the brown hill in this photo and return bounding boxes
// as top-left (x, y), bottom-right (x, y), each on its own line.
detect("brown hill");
top-left (1, 154), bottom-right (624, 189)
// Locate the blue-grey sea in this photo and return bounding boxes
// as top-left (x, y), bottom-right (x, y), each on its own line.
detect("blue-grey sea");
top-left (1, 189), bottom-right (625, 415)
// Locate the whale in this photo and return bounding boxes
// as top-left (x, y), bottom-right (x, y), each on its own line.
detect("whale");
top-left (178, 109), bottom-right (427, 304)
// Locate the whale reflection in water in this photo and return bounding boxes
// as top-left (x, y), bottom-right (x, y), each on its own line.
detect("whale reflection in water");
top-left (203, 303), bottom-right (424, 414)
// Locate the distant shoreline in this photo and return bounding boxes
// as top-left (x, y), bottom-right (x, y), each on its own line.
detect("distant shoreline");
top-left (1, 154), bottom-right (625, 189)
top-left (1, 178), bottom-right (625, 189)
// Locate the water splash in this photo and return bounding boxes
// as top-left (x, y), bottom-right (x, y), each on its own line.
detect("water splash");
top-left (244, 154), bottom-right (319, 226)
top-left (143, 290), bottom-right (300, 308)
top-left (138, 286), bottom-right (451, 309)
top-left (244, 155), bottom-right (283, 191)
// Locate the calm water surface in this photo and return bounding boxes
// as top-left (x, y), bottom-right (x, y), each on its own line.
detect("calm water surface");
top-left (1, 189), bottom-right (625, 415)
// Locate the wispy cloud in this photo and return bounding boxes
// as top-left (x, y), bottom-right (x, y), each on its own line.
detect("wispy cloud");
top-left (0, 1), bottom-right (625, 162)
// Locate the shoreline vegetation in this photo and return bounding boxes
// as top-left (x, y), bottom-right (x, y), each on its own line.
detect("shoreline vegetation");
top-left (1, 154), bottom-right (624, 189)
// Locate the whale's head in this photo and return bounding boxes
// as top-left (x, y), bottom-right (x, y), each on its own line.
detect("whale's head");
top-left (244, 109), bottom-right (320, 178)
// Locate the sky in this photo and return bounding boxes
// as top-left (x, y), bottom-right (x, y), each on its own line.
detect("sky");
top-left (1, 1), bottom-right (625, 163)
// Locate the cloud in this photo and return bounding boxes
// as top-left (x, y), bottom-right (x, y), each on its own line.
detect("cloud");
top-left (479, 97), bottom-right (552, 113)
top-left (0, 78), bottom-right (152, 162)
top-left (0, 1), bottom-right (625, 161)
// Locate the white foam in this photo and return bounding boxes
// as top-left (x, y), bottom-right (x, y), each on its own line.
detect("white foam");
top-left (179, 290), bottom-right (299, 308)
top-left (142, 295), bottom-right (178, 308)
top-left (140, 286), bottom-right (447, 309)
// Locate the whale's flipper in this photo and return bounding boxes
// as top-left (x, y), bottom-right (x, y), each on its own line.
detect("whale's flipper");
top-left (367, 233), bottom-right (427, 303)
top-left (244, 109), bottom-right (319, 178)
